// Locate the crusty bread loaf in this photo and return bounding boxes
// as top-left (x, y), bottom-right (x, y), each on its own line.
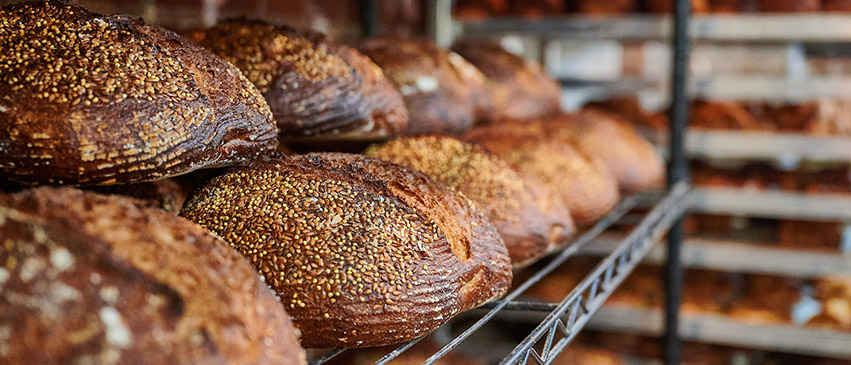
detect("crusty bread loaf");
top-left (825, 0), bottom-right (851, 11)
top-left (645, 0), bottom-right (711, 13)
top-left (574, 0), bottom-right (636, 14)
top-left (759, 0), bottom-right (820, 12)
top-left (548, 110), bottom-right (665, 193)
top-left (586, 97), bottom-right (668, 130)
top-left (465, 122), bottom-right (620, 225)
top-left (88, 178), bottom-right (193, 213)
top-left (180, 153), bottom-right (511, 348)
top-left (451, 42), bottom-right (561, 121)
top-left (453, 0), bottom-right (509, 21)
top-left (366, 135), bottom-right (575, 267)
top-left (0, 187), bottom-right (305, 364)
top-left (359, 38), bottom-right (492, 135)
top-left (193, 19), bottom-right (408, 141)
top-left (509, 0), bottom-right (565, 16)
top-left (0, 2), bottom-right (277, 186)
top-left (690, 100), bottom-right (770, 130)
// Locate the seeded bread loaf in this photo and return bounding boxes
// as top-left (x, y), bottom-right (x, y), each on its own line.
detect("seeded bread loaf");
top-left (180, 153), bottom-right (512, 348)
top-left (0, 2), bottom-right (277, 186)
top-left (549, 110), bottom-right (665, 193)
top-left (465, 122), bottom-right (620, 225)
top-left (359, 38), bottom-right (492, 135)
top-left (366, 135), bottom-right (575, 267)
top-left (451, 42), bottom-right (561, 121)
top-left (193, 19), bottom-right (408, 141)
top-left (0, 187), bottom-right (305, 364)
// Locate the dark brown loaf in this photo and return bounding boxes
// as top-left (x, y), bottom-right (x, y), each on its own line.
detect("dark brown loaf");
top-left (549, 110), bottom-right (666, 193)
top-left (0, 187), bottom-right (305, 364)
top-left (194, 19), bottom-right (408, 141)
top-left (759, 0), bottom-right (820, 11)
top-left (451, 42), bottom-right (561, 121)
top-left (465, 122), bottom-right (620, 225)
top-left (0, 2), bottom-right (277, 186)
top-left (366, 135), bottom-right (576, 267)
top-left (180, 153), bottom-right (512, 348)
top-left (359, 38), bottom-right (492, 135)
top-left (87, 178), bottom-right (193, 213)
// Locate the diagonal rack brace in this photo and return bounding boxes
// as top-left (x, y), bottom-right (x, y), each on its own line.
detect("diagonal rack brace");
top-left (501, 180), bottom-right (690, 364)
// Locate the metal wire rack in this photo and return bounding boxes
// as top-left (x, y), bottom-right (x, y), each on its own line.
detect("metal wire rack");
top-left (309, 180), bottom-right (691, 365)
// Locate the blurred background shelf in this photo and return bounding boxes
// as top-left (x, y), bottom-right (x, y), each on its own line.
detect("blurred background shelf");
top-left (459, 14), bottom-right (851, 43)
top-left (642, 130), bottom-right (851, 163)
top-left (691, 188), bottom-right (851, 221)
top-left (581, 233), bottom-right (851, 278)
top-left (586, 306), bottom-right (851, 360)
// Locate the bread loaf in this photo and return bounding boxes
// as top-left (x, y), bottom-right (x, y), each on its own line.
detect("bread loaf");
top-left (574, 0), bottom-right (636, 14)
top-left (0, 2), bottom-right (277, 186)
top-left (366, 135), bottom-right (575, 267)
top-left (549, 110), bottom-right (665, 193)
top-left (645, 0), bottom-right (710, 13)
top-left (88, 178), bottom-right (193, 213)
top-left (465, 122), bottom-right (620, 225)
top-left (451, 42), bottom-right (561, 121)
top-left (359, 38), bottom-right (492, 135)
top-left (180, 153), bottom-right (511, 348)
top-left (759, 0), bottom-right (820, 12)
top-left (193, 19), bottom-right (408, 141)
top-left (690, 100), bottom-right (769, 130)
top-left (0, 187), bottom-right (305, 364)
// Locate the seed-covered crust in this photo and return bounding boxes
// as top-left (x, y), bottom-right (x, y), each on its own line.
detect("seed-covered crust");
top-left (194, 19), bottom-right (408, 140)
top-left (0, 187), bottom-right (305, 364)
top-left (359, 38), bottom-right (492, 135)
top-left (465, 122), bottom-right (620, 225)
top-left (366, 135), bottom-right (575, 267)
top-left (0, 2), bottom-right (276, 186)
top-left (549, 110), bottom-right (665, 193)
top-left (451, 41), bottom-right (561, 121)
top-left (180, 153), bottom-right (511, 348)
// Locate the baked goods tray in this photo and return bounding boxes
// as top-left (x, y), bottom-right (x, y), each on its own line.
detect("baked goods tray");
top-left (582, 233), bottom-right (851, 278)
top-left (691, 187), bottom-right (851, 221)
top-left (640, 130), bottom-right (851, 164)
top-left (309, 180), bottom-right (690, 364)
top-left (457, 14), bottom-right (851, 43)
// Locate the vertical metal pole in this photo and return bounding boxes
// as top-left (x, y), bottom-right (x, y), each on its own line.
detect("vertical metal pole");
top-left (428, 0), bottom-right (454, 48)
top-left (361, 0), bottom-right (378, 38)
top-left (664, 0), bottom-right (690, 364)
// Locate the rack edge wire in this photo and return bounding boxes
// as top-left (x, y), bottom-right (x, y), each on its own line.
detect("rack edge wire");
top-left (500, 180), bottom-right (690, 364)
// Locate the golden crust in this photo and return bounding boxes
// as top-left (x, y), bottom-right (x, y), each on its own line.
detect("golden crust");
top-left (465, 122), bottom-right (620, 225)
top-left (180, 153), bottom-right (511, 348)
top-left (0, 2), bottom-right (277, 186)
top-left (548, 110), bottom-right (665, 193)
top-left (0, 187), bottom-right (305, 364)
top-left (367, 135), bottom-right (575, 267)
top-left (195, 19), bottom-right (408, 140)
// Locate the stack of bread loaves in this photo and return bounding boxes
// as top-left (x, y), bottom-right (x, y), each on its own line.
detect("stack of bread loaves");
top-left (0, 1), bottom-right (665, 360)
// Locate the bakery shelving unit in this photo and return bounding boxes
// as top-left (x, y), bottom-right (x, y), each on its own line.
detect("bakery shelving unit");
top-left (308, 1), bottom-right (694, 364)
top-left (432, 0), bottom-right (851, 364)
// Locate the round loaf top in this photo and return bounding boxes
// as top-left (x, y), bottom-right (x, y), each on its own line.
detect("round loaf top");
top-left (194, 19), bottom-right (408, 140)
top-left (0, 2), bottom-right (277, 186)
top-left (366, 135), bottom-right (576, 267)
top-left (0, 187), bottom-right (305, 364)
top-left (180, 153), bottom-right (511, 348)
top-left (359, 38), bottom-right (491, 135)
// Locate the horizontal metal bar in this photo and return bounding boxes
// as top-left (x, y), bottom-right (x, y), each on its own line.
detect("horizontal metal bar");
top-left (588, 306), bottom-right (851, 360)
top-left (460, 14), bottom-right (851, 43)
top-left (691, 188), bottom-right (851, 221)
top-left (641, 129), bottom-right (851, 164)
top-left (582, 233), bottom-right (851, 278)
